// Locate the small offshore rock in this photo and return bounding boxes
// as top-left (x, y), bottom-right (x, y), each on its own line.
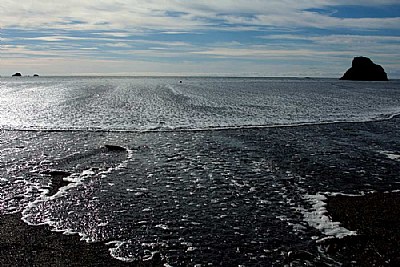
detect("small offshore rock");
top-left (41, 169), bottom-right (72, 178)
top-left (340, 57), bottom-right (388, 81)
top-left (104, 144), bottom-right (127, 152)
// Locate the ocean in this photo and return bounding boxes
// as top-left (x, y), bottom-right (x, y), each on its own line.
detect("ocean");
top-left (1, 77), bottom-right (400, 266)
top-left (1, 77), bottom-right (400, 131)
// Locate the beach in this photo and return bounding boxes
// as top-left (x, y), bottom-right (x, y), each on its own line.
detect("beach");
top-left (1, 114), bottom-right (399, 266)
top-left (0, 213), bottom-right (134, 267)
top-left (2, 0), bottom-right (400, 264)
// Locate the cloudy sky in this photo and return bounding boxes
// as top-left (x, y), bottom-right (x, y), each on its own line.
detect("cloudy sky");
top-left (1, 1), bottom-right (399, 77)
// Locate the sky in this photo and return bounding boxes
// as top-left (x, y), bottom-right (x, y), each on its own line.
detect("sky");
top-left (1, 0), bottom-right (400, 77)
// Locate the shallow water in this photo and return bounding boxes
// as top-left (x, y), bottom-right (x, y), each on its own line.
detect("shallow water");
top-left (1, 77), bottom-right (400, 266)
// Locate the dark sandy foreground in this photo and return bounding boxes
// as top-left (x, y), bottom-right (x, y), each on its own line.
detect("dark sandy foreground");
top-left (1, 115), bottom-right (400, 266)
top-left (323, 192), bottom-right (400, 266)
top-left (0, 213), bottom-right (141, 266)
top-left (1, 193), bottom-right (399, 267)
top-left (0, 214), bottom-right (120, 267)
top-left (2, 194), bottom-right (400, 267)
top-left (0, 147), bottom-right (162, 266)
top-left (0, 213), bottom-right (165, 266)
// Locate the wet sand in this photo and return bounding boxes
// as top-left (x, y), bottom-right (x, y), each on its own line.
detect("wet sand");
top-left (324, 191), bottom-right (400, 266)
top-left (2, 193), bottom-right (399, 266)
top-left (0, 147), bottom-right (164, 266)
top-left (1, 115), bottom-right (400, 266)
top-left (0, 213), bottom-right (136, 266)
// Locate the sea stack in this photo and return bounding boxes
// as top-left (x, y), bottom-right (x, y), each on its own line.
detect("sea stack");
top-left (12, 72), bottom-right (22, 77)
top-left (340, 57), bottom-right (388, 81)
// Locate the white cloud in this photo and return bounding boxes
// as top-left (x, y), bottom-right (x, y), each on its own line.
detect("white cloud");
top-left (1, 1), bottom-right (399, 32)
top-left (261, 34), bottom-right (400, 44)
top-left (104, 42), bottom-right (131, 48)
top-left (134, 40), bottom-right (191, 46)
top-left (0, 44), bottom-right (100, 58)
top-left (92, 32), bottom-right (134, 37)
top-left (191, 47), bottom-right (357, 59)
top-left (310, 35), bottom-right (400, 47)
top-left (161, 31), bottom-right (192, 34)
top-left (26, 36), bottom-right (76, 42)
top-left (1, 1), bottom-right (399, 77)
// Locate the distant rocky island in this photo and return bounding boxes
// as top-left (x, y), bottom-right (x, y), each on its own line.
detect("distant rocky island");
top-left (11, 73), bottom-right (40, 77)
top-left (340, 57), bottom-right (388, 81)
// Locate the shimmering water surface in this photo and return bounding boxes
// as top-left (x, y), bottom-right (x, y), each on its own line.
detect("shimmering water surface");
top-left (1, 77), bottom-right (400, 131)
top-left (1, 77), bottom-right (400, 266)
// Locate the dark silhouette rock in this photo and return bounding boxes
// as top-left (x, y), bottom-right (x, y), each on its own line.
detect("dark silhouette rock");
top-left (41, 169), bottom-right (72, 177)
top-left (12, 72), bottom-right (22, 77)
top-left (41, 169), bottom-right (72, 196)
top-left (340, 57), bottom-right (388, 81)
top-left (33, 74), bottom-right (39, 77)
top-left (104, 144), bottom-right (127, 152)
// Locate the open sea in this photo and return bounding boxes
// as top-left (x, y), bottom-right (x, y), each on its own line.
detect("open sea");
top-left (1, 77), bottom-right (400, 266)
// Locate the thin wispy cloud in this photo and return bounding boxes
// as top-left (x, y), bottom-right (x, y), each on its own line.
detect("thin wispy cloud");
top-left (1, 1), bottom-right (399, 77)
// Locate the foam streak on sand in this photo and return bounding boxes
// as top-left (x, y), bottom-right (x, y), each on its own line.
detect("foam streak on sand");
top-left (107, 241), bottom-right (136, 263)
top-left (379, 150), bottom-right (400, 161)
top-left (21, 168), bottom-right (97, 234)
top-left (20, 145), bottom-right (132, 244)
top-left (303, 193), bottom-right (357, 241)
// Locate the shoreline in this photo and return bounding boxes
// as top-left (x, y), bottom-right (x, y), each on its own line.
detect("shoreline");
top-left (1, 113), bottom-right (400, 134)
top-left (2, 192), bottom-right (399, 266)
top-left (0, 213), bottom-right (135, 266)
top-left (1, 113), bottom-right (399, 266)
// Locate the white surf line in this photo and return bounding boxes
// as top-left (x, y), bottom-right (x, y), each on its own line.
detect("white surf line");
top-left (304, 189), bottom-right (400, 241)
top-left (5, 110), bottom-right (400, 133)
top-left (107, 239), bottom-right (166, 263)
top-left (21, 169), bottom-right (94, 225)
top-left (379, 150), bottom-right (400, 161)
top-left (103, 146), bottom-right (167, 263)
top-left (107, 241), bottom-right (137, 263)
top-left (302, 193), bottom-right (357, 242)
top-left (24, 145), bottom-right (143, 262)
top-left (104, 145), bottom-right (159, 263)
top-left (21, 145), bottom-right (134, 240)
top-left (21, 170), bottom-right (111, 242)
top-left (99, 146), bottom-right (134, 178)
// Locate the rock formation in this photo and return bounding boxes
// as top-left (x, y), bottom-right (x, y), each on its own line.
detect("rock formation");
top-left (104, 144), bottom-right (127, 152)
top-left (340, 57), bottom-right (388, 81)
top-left (12, 72), bottom-right (22, 77)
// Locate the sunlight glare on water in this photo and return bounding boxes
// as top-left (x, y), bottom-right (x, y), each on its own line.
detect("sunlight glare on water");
top-left (1, 77), bottom-right (400, 131)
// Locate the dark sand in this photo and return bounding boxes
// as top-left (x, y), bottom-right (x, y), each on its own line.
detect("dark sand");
top-left (0, 213), bottom-right (134, 267)
top-left (323, 192), bottom-right (400, 266)
top-left (1, 116), bottom-right (400, 266)
top-left (0, 146), bottom-right (163, 267)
